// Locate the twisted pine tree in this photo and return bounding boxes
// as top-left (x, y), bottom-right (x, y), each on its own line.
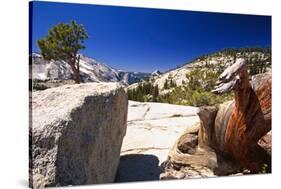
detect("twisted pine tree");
top-left (37, 21), bottom-right (88, 84)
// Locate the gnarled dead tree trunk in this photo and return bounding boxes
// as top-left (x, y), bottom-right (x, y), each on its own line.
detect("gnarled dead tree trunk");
top-left (212, 58), bottom-right (271, 172)
top-left (160, 59), bottom-right (271, 179)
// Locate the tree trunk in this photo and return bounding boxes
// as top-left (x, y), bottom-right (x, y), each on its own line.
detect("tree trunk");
top-left (73, 67), bottom-right (80, 84)
top-left (212, 59), bottom-right (271, 172)
top-left (68, 55), bottom-right (81, 84)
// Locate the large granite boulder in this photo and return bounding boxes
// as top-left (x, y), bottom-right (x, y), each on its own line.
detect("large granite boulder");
top-left (29, 82), bottom-right (128, 188)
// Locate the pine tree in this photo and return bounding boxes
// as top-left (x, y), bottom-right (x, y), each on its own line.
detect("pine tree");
top-left (153, 85), bottom-right (159, 102)
top-left (37, 21), bottom-right (88, 84)
top-left (164, 79), bottom-right (169, 89)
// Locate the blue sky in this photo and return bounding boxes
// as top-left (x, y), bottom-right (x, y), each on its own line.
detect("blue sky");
top-left (30, 1), bottom-right (271, 73)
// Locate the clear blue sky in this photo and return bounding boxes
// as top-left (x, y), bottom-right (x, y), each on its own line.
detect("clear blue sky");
top-left (30, 1), bottom-right (271, 73)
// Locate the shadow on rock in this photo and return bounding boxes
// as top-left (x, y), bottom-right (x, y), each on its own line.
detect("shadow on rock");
top-left (115, 154), bottom-right (161, 182)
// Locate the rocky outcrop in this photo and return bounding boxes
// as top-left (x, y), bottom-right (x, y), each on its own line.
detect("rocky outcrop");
top-left (128, 50), bottom-right (271, 93)
top-left (29, 82), bottom-right (128, 188)
top-left (115, 101), bottom-right (199, 182)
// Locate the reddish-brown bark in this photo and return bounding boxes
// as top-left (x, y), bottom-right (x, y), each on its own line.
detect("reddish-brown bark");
top-left (212, 60), bottom-right (272, 172)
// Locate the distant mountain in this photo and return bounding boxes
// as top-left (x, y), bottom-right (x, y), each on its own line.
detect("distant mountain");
top-left (151, 70), bottom-right (161, 76)
top-left (30, 53), bottom-right (150, 85)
